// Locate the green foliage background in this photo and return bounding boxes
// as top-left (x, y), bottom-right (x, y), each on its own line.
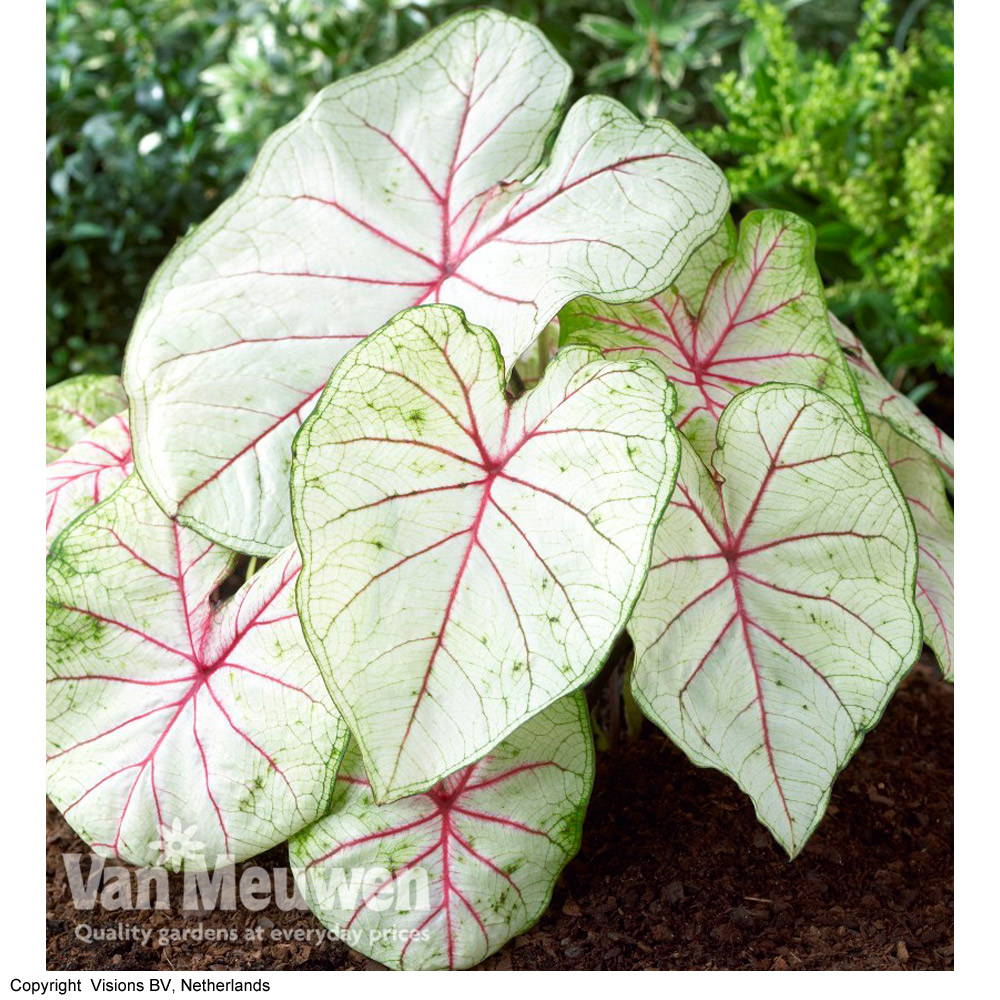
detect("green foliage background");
top-left (47, 0), bottom-right (953, 408)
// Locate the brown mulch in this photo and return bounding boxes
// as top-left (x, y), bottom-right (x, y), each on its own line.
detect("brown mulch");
top-left (46, 657), bottom-right (952, 971)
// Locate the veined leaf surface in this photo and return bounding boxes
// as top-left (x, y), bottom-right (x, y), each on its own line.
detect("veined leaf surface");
top-left (46, 477), bottom-right (347, 869)
top-left (872, 417), bottom-right (954, 681)
top-left (290, 693), bottom-right (593, 970)
top-left (671, 214), bottom-right (736, 309)
top-left (46, 411), bottom-right (132, 550)
top-left (561, 211), bottom-right (864, 457)
top-left (292, 305), bottom-right (678, 803)
top-left (123, 9), bottom-right (727, 555)
top-left (46, 374), bottom-right (127, 463)
top-left (629, 385), bottom-right (921, 856)
top-left (831, 313), bottom-right (954, 490)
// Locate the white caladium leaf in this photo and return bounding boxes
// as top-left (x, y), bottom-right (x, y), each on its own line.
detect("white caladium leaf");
top-left (46, 374), bottom-right (127, 463)
top-left (671, 214), bottom-right (737, 310)
top-left (292, 305), bottom-right (678, 803)
top-left (46, 476), bottom-right (347, 870)
top-left (290, 693), bottom-right (593, 971)
top-left (629, 385), bottom-right (921, 857)
top-left (872, 416), bottom-right (954, 681)
top-left (46, 411), bottom-right (132, 550)
top-left (830, 313), bottom-right (954, 490)
top-left (560, 211), bottom-right (865, 458)
top-left (123, 8), bottom-right (727, 555)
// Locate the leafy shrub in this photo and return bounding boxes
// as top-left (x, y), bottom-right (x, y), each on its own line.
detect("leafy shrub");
top-left (695, 0), bottom-right (954, 384)
top-left (45, 0), bottom-right (250, 383)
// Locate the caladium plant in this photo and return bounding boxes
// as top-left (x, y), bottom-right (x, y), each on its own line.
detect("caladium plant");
top-left (122, 7), bottom-right (727, 556)
top-left (44, 7), bottom-right (954, 972)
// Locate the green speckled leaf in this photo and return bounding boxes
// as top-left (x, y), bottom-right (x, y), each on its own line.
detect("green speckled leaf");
top-left (292, 304), bottom-right (679, 803)
top-left (46, 476), bottom-right (347, 869)
top-left (46, 374), bottom-right (127, 463)
top-left (290, 693), bottom-right (593, 970)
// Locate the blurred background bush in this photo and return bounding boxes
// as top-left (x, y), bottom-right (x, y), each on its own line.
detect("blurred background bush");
top-left (46, 0), bottom-right (953, 422)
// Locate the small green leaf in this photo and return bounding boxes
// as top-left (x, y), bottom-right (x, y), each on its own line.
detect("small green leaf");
top-left (578, 14), bottom-right (638, 47)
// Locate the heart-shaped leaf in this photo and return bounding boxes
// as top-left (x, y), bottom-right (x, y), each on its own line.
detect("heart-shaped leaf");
top-left (46, 374), bottom-right (127, 463)
top-left (629, 385), bottom-right (921, 856)
top-left (831, 313), bottom-right (954, 490)
top-left (290, 693), bottom-right (593, 970)
top-left (46, 411), bottom-right (132, 550)
top-left (292, 304), bottom-right (679, 803)
top-left (123, 8), bottom-right (727, 555)
top-left (560, 211), bottom-right (865, 457)
top-left (872, 416), bottom-right (954, 681)
top-left (46, 476), bottom-right (347, 869)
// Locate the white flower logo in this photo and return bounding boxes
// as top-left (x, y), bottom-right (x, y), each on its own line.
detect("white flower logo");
top-left (150, 819), bottom-right (206, 870)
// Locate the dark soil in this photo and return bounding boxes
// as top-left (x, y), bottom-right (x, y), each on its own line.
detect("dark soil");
top-left (46, 657), bottom-right (953, 971)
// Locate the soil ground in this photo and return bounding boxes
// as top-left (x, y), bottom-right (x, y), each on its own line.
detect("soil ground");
top-left (46, 657), bottom-right (953, 971)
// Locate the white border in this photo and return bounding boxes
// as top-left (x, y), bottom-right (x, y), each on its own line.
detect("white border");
top-left (8, 0), bottom-right (982, 992)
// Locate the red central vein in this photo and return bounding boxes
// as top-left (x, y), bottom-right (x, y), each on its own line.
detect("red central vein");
top-left (390, 475), bottom-right (497, 785)
top-left (729, 570), bottom-right (795, 833)
top-left (658, 403), bottom-right (864, 843)
top-left (173, 522), bottom-right (202, 662)
top-left (700, 227), bottom-right (786, 368)
top-left (438, 53), bottom-right (478, 271)
top-left (731, 407), bottom-right (805, 550)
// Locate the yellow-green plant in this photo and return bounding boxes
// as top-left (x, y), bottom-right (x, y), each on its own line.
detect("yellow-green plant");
top-left (697, 0), bottom-right (953, 382)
